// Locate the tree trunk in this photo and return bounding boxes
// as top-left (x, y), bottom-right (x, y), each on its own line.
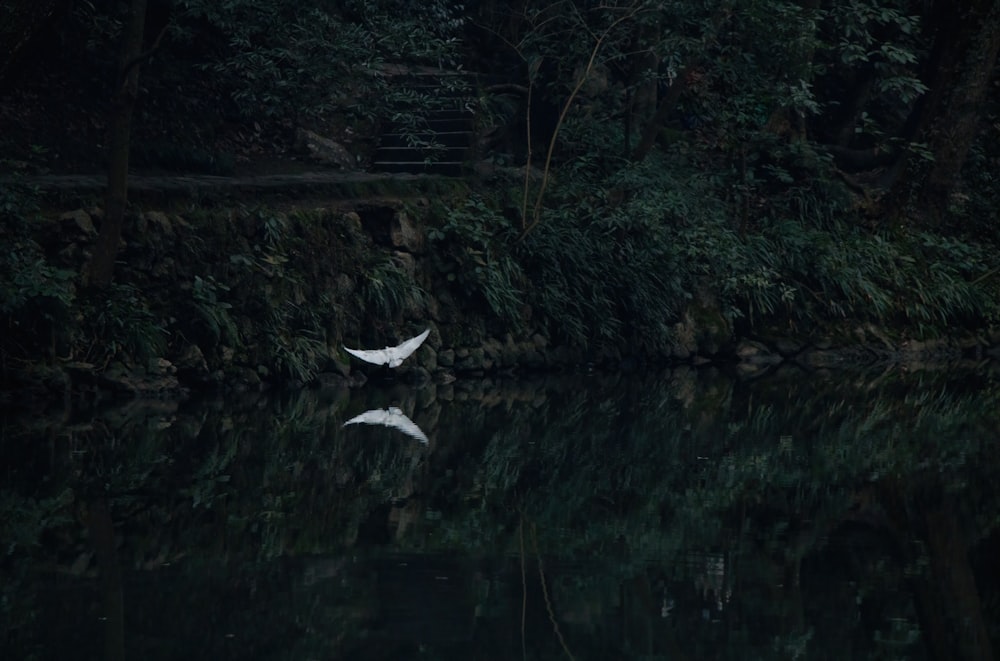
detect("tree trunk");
top-left (882, 0), bottom-right (1000, 224)
top-left (923, 504), bottom-right (995, 661)
top-left (786, 0), bottom-right (822, 141)
top-left (828, 65), bottom-right (876, 148)
top-left (919, 2), bottom-right (1000, 219)
top-left (87, 498), bottom-right (125, 661)
top-left (630, 68), bottom-right (690, 163)
top-left (631, 21), bottom-right (660, 132)
top-left (84, 0), bottom-right (149, 289)
top-left (630, 8), bottom-right (729, 164)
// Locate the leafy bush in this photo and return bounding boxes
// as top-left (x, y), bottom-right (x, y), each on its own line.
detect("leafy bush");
top-left (79, 284), bottom-right (167, 365)
top-left (428, 196), bottom-right (525, 325)
top-left (264, 293), bottom-right (330, 383)
top-left (452, 140), bottom-right (997, 345)
top-left (0, 182), bottom-right (77, 365)
top-left (189, 275), bottom-right (239, 347)
top-left (713, 219), bottom-right (999, 332)
top-left (360, 255), bottom-right (424, 321)
top-left (172, 0), bottom-right (466, 123)
top-left (0, 247), bottom-right (76, 318)
top-left (432, 161), bottom-right (698, 350)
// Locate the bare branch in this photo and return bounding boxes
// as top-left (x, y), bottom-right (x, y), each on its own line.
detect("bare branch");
top-left (118, 21), bottom-right (168, 90)
top-left (521, 3), bottom-right (646, 238)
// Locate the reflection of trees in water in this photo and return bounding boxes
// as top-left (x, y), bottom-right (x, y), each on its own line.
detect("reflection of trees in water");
top-left (434, 367), bottom-right (1000, 660)
top-left (1, 367), bottom-right (999, 659)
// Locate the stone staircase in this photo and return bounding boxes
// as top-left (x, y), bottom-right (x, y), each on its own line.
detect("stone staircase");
top-left (372, 69), bottom-right (476, 176)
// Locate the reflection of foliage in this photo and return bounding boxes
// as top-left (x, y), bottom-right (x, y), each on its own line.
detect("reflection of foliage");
top-left (183, 439), bottom-right (238, 509)
top-left (4, 372), bottom-right (998, 554)
top-left (2, 371), bottom-right (999, 659)
top-left (0, 488), bottom-right (75, 556)
top-left (0, 488), bottom-right (75, 658)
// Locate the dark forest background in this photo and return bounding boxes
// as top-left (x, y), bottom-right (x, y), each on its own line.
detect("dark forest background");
top-left (2, 0), bottom-right (999, 379)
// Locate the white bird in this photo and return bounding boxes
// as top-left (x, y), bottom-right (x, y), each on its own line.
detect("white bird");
top-left (343, 407), bottom-right (429, 443)
top-left (343, 329), bottom-right (430, 368)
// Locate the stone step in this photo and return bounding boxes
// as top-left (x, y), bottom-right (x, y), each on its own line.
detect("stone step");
top-left (383, 116), bottom-right (474, 130)
top-left (378, 130), bottom-right (473, 149)
top-left (391, 81), bottom-right (473, 94)
top-left (386, 105), bottom-right (475, 119)
top-left (373, 161), bottom-right (465, 176)
top-left (375, 146), bottom-right (468, 161)
top-left (372, 67), bottom-right (482, 176)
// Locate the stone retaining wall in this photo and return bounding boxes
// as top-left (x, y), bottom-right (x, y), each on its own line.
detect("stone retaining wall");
top-left (8, 199), bottom-right (1000, 398)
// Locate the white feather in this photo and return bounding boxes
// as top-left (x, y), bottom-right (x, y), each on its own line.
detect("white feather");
top-left (343, 406), bottom-right (429, 443)
top-left (343, 329), bottom-right (430, 368)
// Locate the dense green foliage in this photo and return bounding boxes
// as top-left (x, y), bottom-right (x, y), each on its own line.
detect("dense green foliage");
top-left (0, 184), bottom-right (75, 318)
top-left (434, 150), bottom-right (997, 350)
top-left (1, 0), bottom-right (999, 377)
top-left (449, 0), bottom-right (1000, 340)
top-left (169, 0), bottom-right (466, 121)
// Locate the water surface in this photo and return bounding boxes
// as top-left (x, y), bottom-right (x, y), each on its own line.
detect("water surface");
top-left (3, 365), bottom-right (999, 660)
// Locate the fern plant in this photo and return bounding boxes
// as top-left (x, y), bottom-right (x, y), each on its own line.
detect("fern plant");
top-left (360, 255), bottom-right (426, 321)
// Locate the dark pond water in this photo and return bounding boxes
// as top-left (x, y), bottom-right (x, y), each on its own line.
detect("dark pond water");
top-left (2, 365), bottom-right (999, 660)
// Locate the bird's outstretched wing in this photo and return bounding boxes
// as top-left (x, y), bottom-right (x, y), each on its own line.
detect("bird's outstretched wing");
top-left (343, 406), bottom-right (429, 443)
top-left (343, 328), bottom-right (430, 368)
top-left (387, 329), bottom-right (431, 367)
